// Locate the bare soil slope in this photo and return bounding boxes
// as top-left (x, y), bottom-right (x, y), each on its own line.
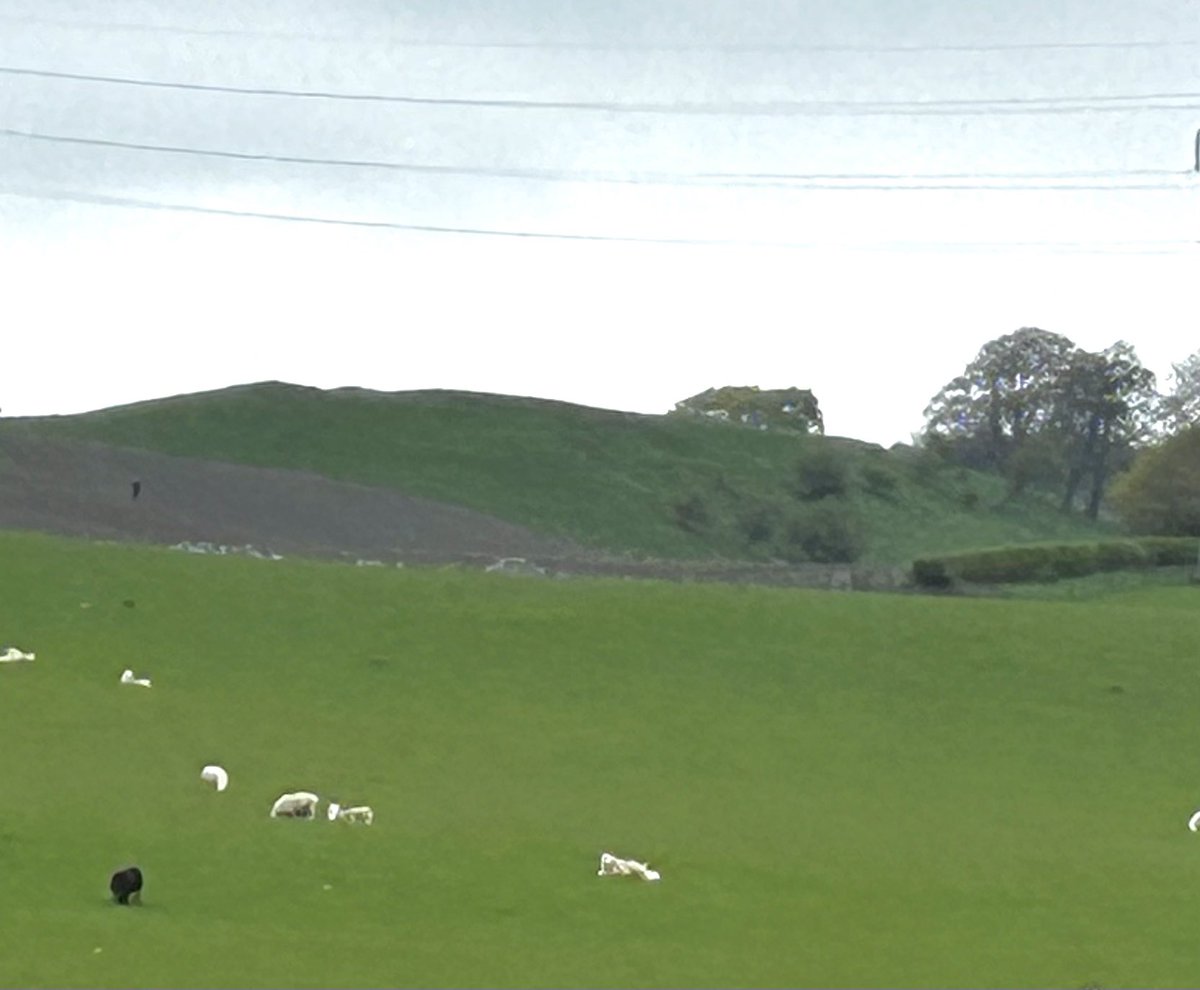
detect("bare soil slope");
top-left (0, 432), bottom-right (583, 565)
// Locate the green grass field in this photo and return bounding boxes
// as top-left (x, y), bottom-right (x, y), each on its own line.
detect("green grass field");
top-left (3, 530), bottom-right (1200, 987)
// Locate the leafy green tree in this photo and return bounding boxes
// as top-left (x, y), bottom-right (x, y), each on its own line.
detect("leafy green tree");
top-left (922, 327), bottom-right (1075, 488)
top-left (1003, 431), bottom-right (1065, 498)
top-left (1052, 341), bottom-right (1157, 519)
top-left (671, 386), bottom-right (824, 435)
top-left (1108, 426), bottom-right (1200, 535)
top-left (923, 330), bottom-right (1158, 517)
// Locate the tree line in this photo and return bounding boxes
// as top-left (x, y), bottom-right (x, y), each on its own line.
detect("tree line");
top-left (921, 327), bottom-right (1200, 532)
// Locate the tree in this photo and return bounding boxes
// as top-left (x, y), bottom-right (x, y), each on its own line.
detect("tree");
top-left (1108, 426), bottom-right (1200, 535)
top-left (1051, 341), bottom-right (1158, 519)
top-left (1160, 350), bottom-right (1200, 435)
top-left (922, 329), bottom-right (1158, 517)
top-left (670, 386), bottom-right (824, 435)
top-left (923, 327), bottom-right (1075, 489)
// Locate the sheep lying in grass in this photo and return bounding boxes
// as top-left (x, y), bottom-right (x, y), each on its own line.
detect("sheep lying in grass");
top-left (597, 851), bottom-right (661, 882)
top-left (270, 791), bottom-right (320, 819)
top-left (0, 646), bottom-right (35, 662)
top-left (326, 802), bottom-right (374, 825)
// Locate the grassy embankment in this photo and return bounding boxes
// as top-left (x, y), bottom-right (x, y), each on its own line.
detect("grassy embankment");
top-left (14, 381), bottom-right (1119, 564)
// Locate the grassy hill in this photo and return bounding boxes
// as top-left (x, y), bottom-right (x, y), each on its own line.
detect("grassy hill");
top-left (10, 381), bottom-right (1119, 564)
top-left (3, 530), bottom-right (1200, 988)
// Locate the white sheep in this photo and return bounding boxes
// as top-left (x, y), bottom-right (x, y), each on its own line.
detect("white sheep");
top-left (200, 765), bottom-right (229, 792)
top-left (597, 851), bottom-right (661, 882)
top-left (270, 791), bottom-right (320, 819)
top-left (0, 646), bottom-right (35, 662)
top-left (326, 802), bottom-right (375, 825)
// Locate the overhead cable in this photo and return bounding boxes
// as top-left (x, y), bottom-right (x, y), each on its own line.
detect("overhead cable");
top-left (1, 65), bottom-right (1197, 116)
top-left (2, 128), bottom-right (1194, 191)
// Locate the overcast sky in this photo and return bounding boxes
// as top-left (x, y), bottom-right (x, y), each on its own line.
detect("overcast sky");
top-left (1, 0), bottom-right (1197, 445)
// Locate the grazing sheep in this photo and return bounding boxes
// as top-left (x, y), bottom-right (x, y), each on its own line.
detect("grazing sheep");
top-left (110, 866), bottom-right (144, 905)
top-left (270, 791), bottom-right (320, 819)
top-left (200, 765), bottom-right (229, 792)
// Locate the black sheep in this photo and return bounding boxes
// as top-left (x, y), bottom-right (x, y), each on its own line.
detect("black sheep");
top-left (110, 866), bottom-right (143, 905)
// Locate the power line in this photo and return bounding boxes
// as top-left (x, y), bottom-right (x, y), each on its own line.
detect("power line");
top-left (1, 13), bottom-right (1197, 53)
top-left (2, 65), bottom-right (1198, 116)
top-left (3, 128), bottom-right (1194, 190)
top-left (3, 185), bottom-right (1197, 254)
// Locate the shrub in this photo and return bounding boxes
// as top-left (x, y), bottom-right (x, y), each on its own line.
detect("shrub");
top-left (1134, 536), bottom-right (1200, 566)
top-left (911, 557), bottom-right (952, 588)
top-left (777, 502), bottom-right (866, 563)
top-left (792, 447), bottom-right (852, 501)
top-left (1109, 427), bottom-right (1200, 536)
top-left (1093, 540), bottom-right (1151, 572)
top-left (736, 501), bottom-right (781, 545)
top-left (773, 525), bottom-right (810, 564)
top-left (911, 539), bottom-right (1155, 587)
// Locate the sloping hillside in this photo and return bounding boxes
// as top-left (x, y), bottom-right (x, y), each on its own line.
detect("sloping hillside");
top-left (0, 431), bottom-right (582, 565)
top-left (9, 381), bottom-right (1119, 564)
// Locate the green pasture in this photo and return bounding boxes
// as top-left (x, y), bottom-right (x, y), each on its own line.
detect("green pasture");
top-left (2, 530), bottom-right (1200, 988)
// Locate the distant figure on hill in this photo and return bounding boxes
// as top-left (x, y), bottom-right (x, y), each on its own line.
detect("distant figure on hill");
top-left (131, 480), bottom-right (141, 500)
top-left (110, 866), bottom-right (143, 905)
